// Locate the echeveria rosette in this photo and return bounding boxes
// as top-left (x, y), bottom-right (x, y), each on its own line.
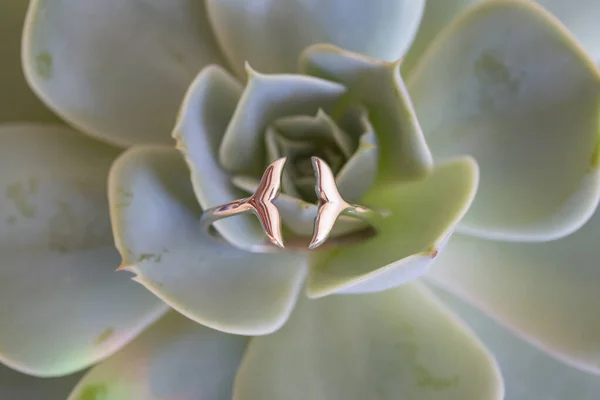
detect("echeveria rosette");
top-left (164, 45), bottom-right (479, 304)
top-left (103, 147), bottom-right (500, 399)
top-left (0, 0), bottom-right (598, 399)
top-left (106, 36), bottom-right (483, 338)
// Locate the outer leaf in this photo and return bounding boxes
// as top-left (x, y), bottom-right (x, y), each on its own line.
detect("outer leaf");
top-left (68, 312), bottom-right (247, 400)
top-left (23, 0), bottom-right (227, 146)
top-left (109, 146), bottom-right (307, 335)
top-left (403, 0), bottom-right (600, 77)
top-left (307, 157), bottom-right (478, 298)
top-left (426, 206), bottom-right (600, 375)
top-left (0, 1), bottom-right (60, 123)
top-left (302, 44), bottom-right (433, 182)
top-left (431, 286), bottom-right (600, 400)
top-left (206, 0), bottom-right (425, 77)
top-left (0, 365), bottom-right (83, 400)
top-left (401, 0), bottom-right (482, 77)
top-left (402, 0), bottom-right (600, 76)
top-left (0, 124), bottom-right (167, 377)
top-left (234, 283), bottom-right (503, 400)
top-left (536, 0), bottom-right (600, 65)
top-left (409, 0), bottom-right (600, 242)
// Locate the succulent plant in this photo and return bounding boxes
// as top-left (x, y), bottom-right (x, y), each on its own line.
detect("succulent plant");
top-left (1, 0), bottom-right (599, 399)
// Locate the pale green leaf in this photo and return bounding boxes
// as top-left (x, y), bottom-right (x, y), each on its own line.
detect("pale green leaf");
top-left (234, 283), bottom-right (503, 400)
top-left (401, 0), bottom-right (482, 78)
top-left (173, 65), bottom-right (268, 252)
top-left (307, 157), bottom-right (478, 298)
top-left (219, 67), bottom-right (346, 176)
top-left (402, 0), bottom-right (600, 76)
top-left (23, 0), bottom-right (227, 146)
top-left (335, 130), bottom-right (378, 203)
top-left (274, 109), bottom-right (357, 158)
top-left (427, 206), bottom-right (600, 374)
top-left (0, 124), bottom-right (167, 377)
top-left (302, 44), bottom-right (433, 182)
top-left (68, 312), bottom-right (247, 400)
top-left (109, 146), bottom-right (307, 335)
top-left (206, 0), bottom-right (425, 76)
top-left (430, 286), bottom-right (600, 400)
top-left (537, 0), bottom-right (600, 65)
top-left (409, 0), bottom-right (600, 242)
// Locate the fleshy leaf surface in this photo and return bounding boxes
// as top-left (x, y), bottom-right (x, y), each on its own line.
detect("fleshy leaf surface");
top-left (206, 0), bottom-right (424, 77)
top-left (0, 124), bottom-right (167, 377)
top-left (335, 130), bottom-right (378, 202)
top-left (68, 312), bottom-right (248, 400)
top-left (402, 0), bottom-right (600, 77)
top-left (263, 127), bottom-right (300, 197)
top-left (431, 286), bottom-right (600, 400)
top-left (426, 205), bottom-right (600, 375)
top-left (273, 111), bottom-right (354, 159)
top-left (109, 146), bottom-right (307, 335)
top-left (536, 0), bottom-right (600, 65)
top-left (173, 65), bottom-right (267, 252)
top-left (270, 107), bottom-right (377, 203)
top-left (219, 67), bottom-right (346, 176)
top-left (23, 0), bottom-right (227, 146)
top-left (307, 157), bottom-right (478, 298)
top-left (0, 1), bottom-right (60, 124)
top-left (402, 0), bottom-right (481, 77)
top-left (302, 44), bottom-right (433, 182)
top-left (408, 0), bottom-right (600, 242)
top-left (234, 283), bottom-right (503, 400)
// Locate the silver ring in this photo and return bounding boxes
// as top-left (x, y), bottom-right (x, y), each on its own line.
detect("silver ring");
top-left (200, 157), bottom-right (387, 252)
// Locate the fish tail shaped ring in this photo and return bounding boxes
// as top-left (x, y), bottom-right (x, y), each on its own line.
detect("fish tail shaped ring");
top-left (199, 157), bottom-right (387, 252)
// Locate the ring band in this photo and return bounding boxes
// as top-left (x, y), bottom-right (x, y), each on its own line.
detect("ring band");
top-left (200, 157), bottom-right (387, 253)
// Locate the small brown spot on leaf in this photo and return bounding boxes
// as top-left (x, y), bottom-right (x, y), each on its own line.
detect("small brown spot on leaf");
top-left (115, 187), bottom-right (134, 208)
top-left (36, 51), bottom-right (53, 79)
top-left (475, 52), bottom-right (517, 89)
top-left (413, 365), bottom-right (460, 390)
top-left (138, 253), bottom-right (161, 263)
top-left (95, 328), bottom-right (114, 345)
top-left (6, 180), bottom-right (37, 218)
top-left (474, 52), bottom-right (519, 110)
top-left (47, 181), bottom-right (112, 253)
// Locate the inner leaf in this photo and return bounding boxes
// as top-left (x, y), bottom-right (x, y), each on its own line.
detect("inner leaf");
top-left (230, 104), bottom-right (379, 238)
top-left (269, 108), bottom-right (371, 202)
